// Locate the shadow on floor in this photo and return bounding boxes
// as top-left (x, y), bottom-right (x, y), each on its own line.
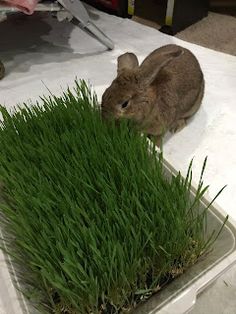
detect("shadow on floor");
top-left (0, 12), bottom-right (105, 76)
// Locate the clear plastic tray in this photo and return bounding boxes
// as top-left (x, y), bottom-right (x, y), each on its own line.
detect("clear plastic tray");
top-left (1, 158), bottom-right (236, 314)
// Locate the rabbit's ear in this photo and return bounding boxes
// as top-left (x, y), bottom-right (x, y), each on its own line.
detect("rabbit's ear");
top-left (140, 49), bottom-right (183, 86)
top-left (117, 52), bottom-right (139, 75)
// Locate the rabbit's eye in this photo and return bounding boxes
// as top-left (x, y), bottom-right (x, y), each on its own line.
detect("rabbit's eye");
top-left (121, 100), bottom-right (129, 109)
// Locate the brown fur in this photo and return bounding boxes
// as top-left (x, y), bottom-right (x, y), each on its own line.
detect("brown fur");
top-left (101, 44), bottom-right (204, 145)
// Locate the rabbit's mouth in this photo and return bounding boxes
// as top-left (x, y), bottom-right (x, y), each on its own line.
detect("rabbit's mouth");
top-left (101, 107), bottom-right (116, 120)
top-left (101, 106), bottom-right (124, 121)
top-left (100, 104), bottom-right (109, 118)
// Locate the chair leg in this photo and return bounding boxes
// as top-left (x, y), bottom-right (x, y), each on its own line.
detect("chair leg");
top-left (0, 61), bottom-right (5, 80)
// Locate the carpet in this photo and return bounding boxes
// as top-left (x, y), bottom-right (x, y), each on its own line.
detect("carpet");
top-left (133, 12), bottom-right (236, 56)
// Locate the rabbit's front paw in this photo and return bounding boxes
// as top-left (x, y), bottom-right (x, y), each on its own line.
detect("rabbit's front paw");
top-left (170, 119), bottom-right (186, 133)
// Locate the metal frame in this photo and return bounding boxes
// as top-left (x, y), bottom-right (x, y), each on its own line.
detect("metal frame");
top-left (57, 0), bottom-right (114, 49)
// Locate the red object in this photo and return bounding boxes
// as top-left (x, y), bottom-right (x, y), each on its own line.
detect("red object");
top-left (94, 0), bottom-right (119, 10)
top-left (84, 0), bottom-right (128, 16)
top-left (111, 0), bottom-right (119, 9)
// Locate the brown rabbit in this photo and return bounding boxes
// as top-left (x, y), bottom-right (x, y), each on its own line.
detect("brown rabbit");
top-left (101, 44), bottom-right (204, 146)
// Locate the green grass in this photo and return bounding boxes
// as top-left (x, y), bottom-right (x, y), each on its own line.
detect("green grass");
top-left (0, 80), bottom-right (227, 314)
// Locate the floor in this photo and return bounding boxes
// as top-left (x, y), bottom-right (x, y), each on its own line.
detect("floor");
top-left (0, 6), bottom-right (236, 314)
top-left (133, 12), bottom-right (236, 56)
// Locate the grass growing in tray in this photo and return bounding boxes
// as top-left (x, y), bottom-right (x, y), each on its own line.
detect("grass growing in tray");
top-left (0, 81), bottom-right (226, 314)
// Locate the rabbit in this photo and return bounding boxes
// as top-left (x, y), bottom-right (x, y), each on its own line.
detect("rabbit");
top-left (101, 44), bottom-right (204, 146)
top-left (0, 61), bottom-right (5, 80)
